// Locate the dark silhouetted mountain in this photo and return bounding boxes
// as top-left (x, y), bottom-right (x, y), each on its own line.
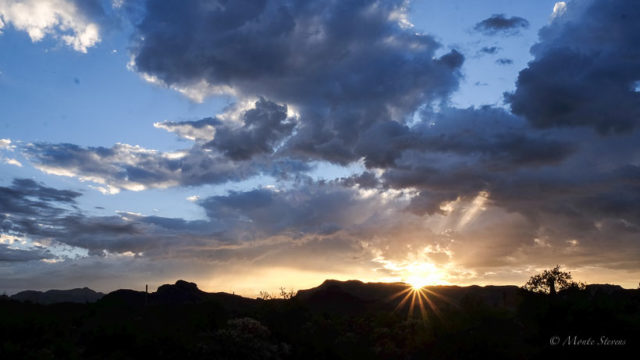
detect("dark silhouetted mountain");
top-left (585, 283), bottom-right (625, 295)
top-left (296, 279), bottom-right (406, 301)
top-left (10, 287), bottom-right (104, 304)
top-left (100, 280), bottom-right (258, 311)
top-left (2, 279), bottom-right (639, 359)
top-left (295, 279), bottom-right (523, 313)
top-left (99, 289), bottom-right (147, 306)
top-left (155, 279), bottom-right (208, 304)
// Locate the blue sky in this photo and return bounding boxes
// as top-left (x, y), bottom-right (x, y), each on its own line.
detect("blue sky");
top-left (0, 0), bottom-right (544, 219)
top-left (1, 0), bottom-right (639, 295)
top-left (0, 0), bottom-right (553, 219)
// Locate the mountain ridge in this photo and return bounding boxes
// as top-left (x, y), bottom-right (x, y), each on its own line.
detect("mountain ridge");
top-left (7, 279), bottom-right (634, 307)
top-left (10, 287), bottom-right (104, 304)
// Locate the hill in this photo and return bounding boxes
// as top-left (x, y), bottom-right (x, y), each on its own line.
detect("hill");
top-left (1, 280), bottom-right (638, 359)
top-left (10, 287), bottom-right (104, 304)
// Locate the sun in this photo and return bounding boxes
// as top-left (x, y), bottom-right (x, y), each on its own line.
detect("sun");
top-left (407, 275), bottom-right (430, 290)
top-left (390, 265), bottom-right (452, 320)
top-left (403, 262), bottom-right (448, 289)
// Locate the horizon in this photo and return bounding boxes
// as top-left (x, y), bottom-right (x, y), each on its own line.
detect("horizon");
top-left (2, 0), bottom-right (640, 297)
top-left (4, 274), bottom-right (634, 298)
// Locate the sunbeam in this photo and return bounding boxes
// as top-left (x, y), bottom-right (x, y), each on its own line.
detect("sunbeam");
top-left (391, 283), bottom-right (450, 320)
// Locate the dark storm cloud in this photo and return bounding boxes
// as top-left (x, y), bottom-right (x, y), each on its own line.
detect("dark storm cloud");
top-left (0, 178), bottom-right (218, 256)
top-left (0, 177), bottom-right (381, 265)
top-left (156, 98), bottom-right (296, 160)
top-left (48, 215), bottom-right (198, 255)
top-left (353, 120), bottom-right (417, 168)
top-left (0, 178), bottom-right (80, 217)
top-left (130, 0), bottom-right (463, 164)
top-left (157, 98), bottom-right (295, 160)
top-left (353, 106), bottom-right (574, 170)
top-left (0, 244), bottom-right (53, 262)
top-left (0, 178), bottom-right (77, 262)
top-left (204, 98), bottom-right (296, 160)
top-left (418, 107), bottom-right (575, 167)
top-left (381, 123), bottom-right (640, 241)
top-left (24, 0), bottom-right (465, 191)
top-left (506, 0), bottom-right (640, 134)
top-left (473, 14), bottom-right (529, 36)
top-left (495, 58), bottom-right (513, 65)
top-left (200, 182), bottom-right (377, 239)
top-left (339, 171), bottom-right (380, 189)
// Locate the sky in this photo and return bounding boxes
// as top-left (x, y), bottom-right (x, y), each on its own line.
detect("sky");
top-left (1, 0), bottom-right (639, 296)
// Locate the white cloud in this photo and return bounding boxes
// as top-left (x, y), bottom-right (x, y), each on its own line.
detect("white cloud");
top-left (0, 233), bottom-right (23, 244)
top-left (387, 0), bottom-right (413, 29)
top-left (0, 138), bottom-right (14, 150)
top-left (0, 0), bottom-right (101, 52)
top-left (552, 2), bottom-right (567, 19)
top-left (154, 121), bottom-right (216, 143)
top-left (134, 67), bottom-right (235, 103)
top-left (3, 158), bottom-right (22, 167)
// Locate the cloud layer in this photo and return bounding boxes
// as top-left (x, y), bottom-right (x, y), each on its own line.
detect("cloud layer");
top-left (3, 0), bottom-right (640, 292)
top-left (130, 0), bottom-right (463, 165)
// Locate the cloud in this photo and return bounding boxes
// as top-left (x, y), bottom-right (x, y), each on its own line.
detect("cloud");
top-left (0, 139), bottom-right (22, 167)
top-left (18, 98), bottom-right (311, 195)
top-left (155, 98), bottom-right (296, 158)
top-left (0, 0), bottom-right (107, 52)
top-left (478, 46), bottom-right (500, 55)
top-left (506, 0), bottom-right (640, 134)
top-left (0, 179), bottom-right (83, 262)
top-left (22, 141), bottom-right (282, 194)
top-left (4, 0), bottom-right (640, 291)
top-left (200, 182), bottom-right (380, 239)
top-left (420, 107), bottom-right (574, 166)
top-left (129, 0), bottom-right (463, 164)
top-left (339, 171), bottom-right (380, 189)
top-left (0, 178), bottom-right (80, 217)
top-left (495, 58), bottom-right (513, 65)
top-left (154, 117), bottom-right (219, 143)
top-left (551, 2), bottom-right (567, 19)
top-left (352, 106), bottom-right (574, 170)
top-left (4, 148), bottom-right (640, 289)
top-left (204, 98), bottom-right (296, 160)
top-left (0, 177), bottom-right (215, 258)
top-left (0, 243), bottom-right (53, 262)
top-left (0, 177), bottom-right (380, 262)
top-left (473, 14), bottom-right (529, 36)
top-left (0, 138), bottom-right (14, 150)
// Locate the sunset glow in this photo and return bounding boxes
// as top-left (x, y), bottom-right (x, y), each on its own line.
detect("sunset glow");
top-left (404, 262), bottom-right (448, 289)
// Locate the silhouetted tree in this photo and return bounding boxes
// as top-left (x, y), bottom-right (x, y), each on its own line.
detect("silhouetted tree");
top-left (523, 265), bottom-right (584, 295)
top-left (258, 287), bottom-right (296, 300)
top-left (279, 287), bottom-right (296, 299)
